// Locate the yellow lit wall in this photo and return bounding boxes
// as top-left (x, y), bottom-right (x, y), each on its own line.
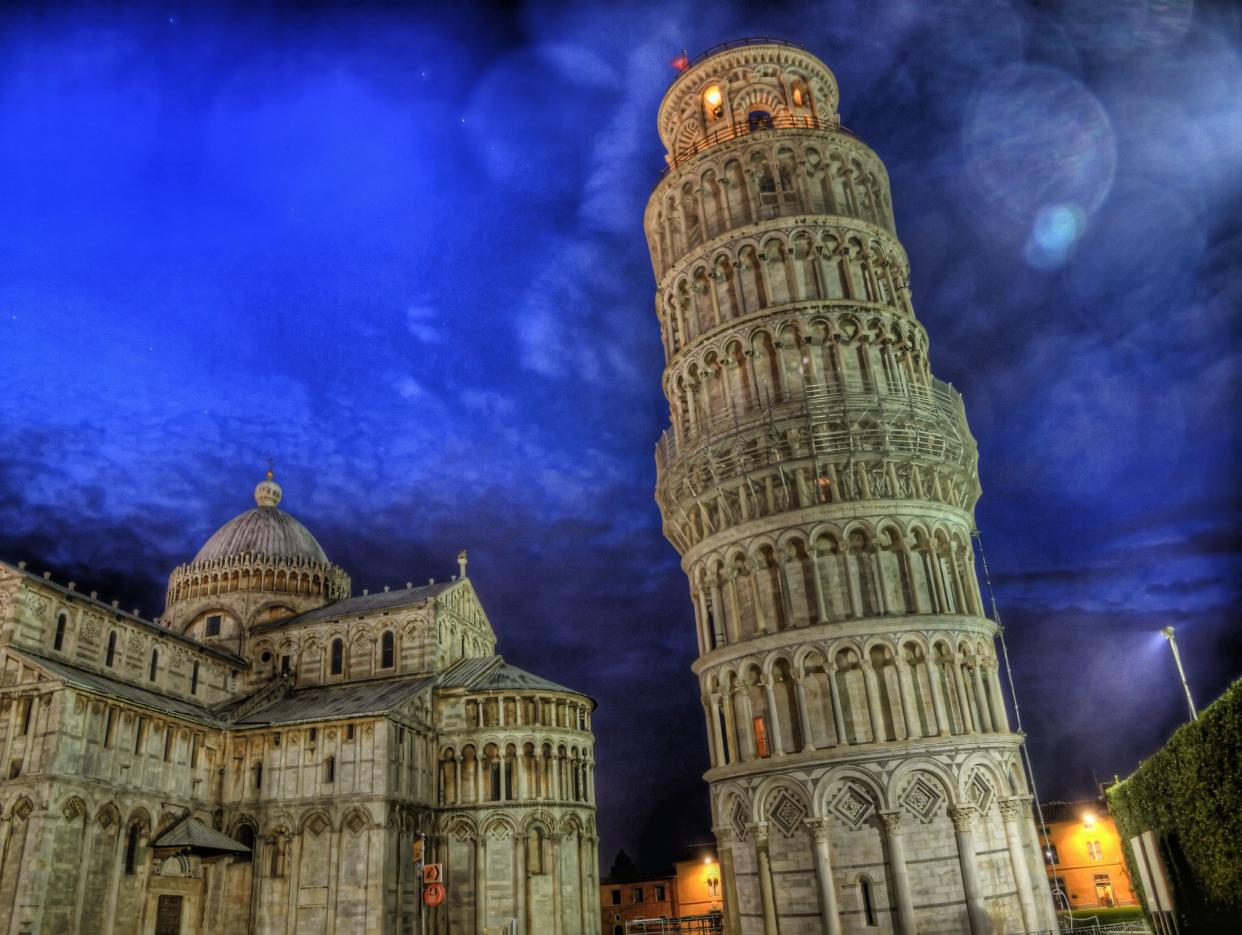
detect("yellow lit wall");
top-left (1042, 805), bottom-right (1138, 909)
top-left (674, 852), bottom-right (724, 918)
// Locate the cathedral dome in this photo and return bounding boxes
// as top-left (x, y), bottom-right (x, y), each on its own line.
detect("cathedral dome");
top-left (193, 473), bottom-right (329, 564)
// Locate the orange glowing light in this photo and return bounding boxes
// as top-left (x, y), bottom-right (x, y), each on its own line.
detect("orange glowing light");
top-left (704, 86), bottom-right (722, 109)
top-left (1082, 812), bottom-right (1096, 829)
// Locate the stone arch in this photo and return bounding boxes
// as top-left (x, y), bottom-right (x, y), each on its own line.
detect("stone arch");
top-left (813, 766), bottom-right (887, 820)
top-left (298, 809), bottom-right (335, 835)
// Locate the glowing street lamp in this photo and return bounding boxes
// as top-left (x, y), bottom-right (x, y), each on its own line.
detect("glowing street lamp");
top-left (1160, 626), bottom-right (1198, 722)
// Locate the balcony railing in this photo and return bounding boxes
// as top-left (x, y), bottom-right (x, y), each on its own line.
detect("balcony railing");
top-left (661, 114), bottom-right (859, 176)
top-left (656, 378), bottom-right (967, 474)
top-left (686, 37), bottom-right (811, 67)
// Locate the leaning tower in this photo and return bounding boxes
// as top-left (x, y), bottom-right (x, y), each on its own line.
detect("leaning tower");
top-left (646, 40), bottom-right (1057, 935)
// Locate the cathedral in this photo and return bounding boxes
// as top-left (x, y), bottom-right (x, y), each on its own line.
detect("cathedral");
top-left (0, 472), bottom-right (600, 934)
top-left (646, 40), bottom-right (1057, 934)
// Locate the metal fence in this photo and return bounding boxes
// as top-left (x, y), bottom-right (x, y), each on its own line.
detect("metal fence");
top-left (625, 913), bottom-right (725, 935)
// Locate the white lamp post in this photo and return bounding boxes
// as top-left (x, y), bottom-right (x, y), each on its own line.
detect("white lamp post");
top-left (1160, 626), bottom-right (1197, 722)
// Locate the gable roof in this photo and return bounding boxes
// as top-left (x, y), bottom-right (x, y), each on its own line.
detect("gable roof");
top-left (232, 672), bottom-right (437, 725)
top-left (151, 814), bottom-right (250, 854)
top-left (10, 648), bottom-right (220, 724)
top-left (250, 580), bottom-right (456, 632)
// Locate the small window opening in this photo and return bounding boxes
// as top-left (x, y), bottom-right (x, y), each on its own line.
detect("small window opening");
top-left (104, 709), bottom-right (115, 748)
top-left (163, 728), bottom-right (174, 762)
top-left (381, 631), bottom-right (394, 668)
top-left (204, 614), bottom-right (221, 637)
top-left (124, 825), bottom-right (141, 875)
top-left (325, 755), bottom-right (336, 783)
top-left (330, 639), bottom-right (343, 675)
top-left (281, 655), bottom-right (291, 675)
top-left (860, 877), bottom-right (877, 926)
top-left (309, 727), bottom-right (318, 743)
top-left (105, 632), bottom-right (116, 667)
top-left (134, 717), bottom-right (145, 755)
top-left (20, 698), bottom-right (33, 735)
top-left (54, 614), bottom-right (67, 651)
top-left (253, 762), bottom-right (263, 790)
top-left (236, 824), bottom-right (255, 862)
top-left (346, 725), bottom-right (355, 741)
top-left (190, 661), bottom-right (200, 695)
top-left (149, 649), bottom-right (158, 682)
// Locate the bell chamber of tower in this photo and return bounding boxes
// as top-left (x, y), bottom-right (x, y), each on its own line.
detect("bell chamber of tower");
top-left (645, 40), bottom-right (1057, 935)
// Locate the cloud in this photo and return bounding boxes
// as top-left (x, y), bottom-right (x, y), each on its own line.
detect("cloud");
top-left (404, 303), bottom-right (444, 344)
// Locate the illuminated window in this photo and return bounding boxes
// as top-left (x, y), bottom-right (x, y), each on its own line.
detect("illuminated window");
top-left (653, 885), bottom-right (665, 901)
top-left (632, 887), bottom-right (644, 904)
top-left (706, 877), bottom-right (720, 898)
top-left (1087, 840), bottom-right (1103, 861)
top-left (205, 614), bottom-right (221, 637)
top-left (703, 85), bottom-right (724, 120)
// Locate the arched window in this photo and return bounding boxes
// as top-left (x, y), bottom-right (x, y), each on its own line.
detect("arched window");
top-left (149, 649), bottom-right (158, 682)
top-left (860, 876), bottom-right (877, 926)
top-left (330, 639), bottom-right (343, 676)
top-left (253, 762), bottom-right (263, 790)
top-left (235, 824), bottom-right (255, 863)
top-left (54, 614), bottom-right (67, 651)
top-left (105, 632), bottom-right (116, 667)
top-left (381, 631), bottom-right (394, 669)
top-left (124, 824), bottom-right (141, 875)
top-left (190, 661), bottom-right (200, 695)
top-left (324, 755), bottom-right (336, 783)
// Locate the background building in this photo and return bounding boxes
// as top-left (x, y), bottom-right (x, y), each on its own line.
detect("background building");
top-left (646, 39), bottom-right (1056, 935)
top-left (0, 472), bottom-right (599, 935)
top-left (1038, 800), bottom-right (1138, 911)
top-left (600, 844), bottom-right (723, 935)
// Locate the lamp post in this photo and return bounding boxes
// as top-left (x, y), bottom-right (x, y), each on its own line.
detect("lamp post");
top-left (1160, 626), bottom-right (1197, 722)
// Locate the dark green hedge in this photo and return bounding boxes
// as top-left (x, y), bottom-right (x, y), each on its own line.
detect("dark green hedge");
top-left (1107, 678), bottom-right (1242, 930)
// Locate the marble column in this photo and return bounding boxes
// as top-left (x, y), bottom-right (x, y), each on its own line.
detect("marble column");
top-left (861, 659), bottom-right (887, 742)
top-left (826, 663), bottom-right (848, 744)
top-left (752, 824), bottom-right (779, 935)
top-left (793, 675), bottom-right (814, 752)
top-left (723, 690), bottom-right (740, 764)
top-left (715, 828), bottom-right (742, 935)
top-left (762, 676), bottom-right (785, 755)
top-left (952, 659), bottom-right (975, 732)
top-left (970, 659), bottom-right (994, 732)
top-left (806, 819), bottom-right (842, 935)
top-left (879, 810), bottom-right (917, 935)
top-left (514, 833), bottom-right (528, 935)
top-left (927, 659), bottom-right (950, 736)
top-left (986, 661), bottom-right (1011, 733)
top-left (474, 835), bottom-right (487, 935)
top-left (1000, 798), bottom-right (1040, 934)
top-left (895, 655), bottom-right (922, 738)
top-left (950, 806), bottom-right (987, 935)
top-left (710, 693), bottom-right (729, 764)
top-left (549, 831), bottom-right (564, 935)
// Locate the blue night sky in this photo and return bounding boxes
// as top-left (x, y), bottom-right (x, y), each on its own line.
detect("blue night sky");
top-left (1, 1), bottom-right (1239, 869)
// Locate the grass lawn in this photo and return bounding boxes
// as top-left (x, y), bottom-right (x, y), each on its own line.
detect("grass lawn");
top-left (1058, 905), bottom-right (1148, 924)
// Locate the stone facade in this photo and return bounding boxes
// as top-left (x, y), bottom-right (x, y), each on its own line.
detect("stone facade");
top-left (645, 39), bottom-right (1058, 935)
top-left (0, 475), bottom-right (599, 934)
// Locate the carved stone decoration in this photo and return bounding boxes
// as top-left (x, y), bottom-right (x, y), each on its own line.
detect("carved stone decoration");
top-left (968, 773), bottom-right (994, 814)
top-left (21, 592), bottom-right (47, 616)
top-left (900, 776), bottom-right (943, 823)
top-left (729, 796), bottom-right (751, 842)
top-left (769, 791), bottom-right (807, 837)
top-left (305, 814), bottom-right (329, 836)
top-left (829, 782), bottom-right (875, 829)
top-left (949, 805), bottom-right (978, 833)
top-left (81, 614), bottom-right (102, 640)
top-left (127, 633), bottom-right (144, 654)
top-left (345, 811), bottom-right (369, 836)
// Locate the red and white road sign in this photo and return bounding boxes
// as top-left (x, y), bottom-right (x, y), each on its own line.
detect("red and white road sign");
top-left (423, 882), bottom-right (445, 908)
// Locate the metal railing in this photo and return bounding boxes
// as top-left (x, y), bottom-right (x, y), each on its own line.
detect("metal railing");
top-left (662, 114), bottom-right (859, 175)
top-left (626, 913), bottom-right (724, 935)
top-left (685, 37), bottom-right (810, 67)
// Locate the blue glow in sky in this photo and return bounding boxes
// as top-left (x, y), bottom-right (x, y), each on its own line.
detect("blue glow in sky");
top-left (1, 0), bottom-right (1239, 867)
